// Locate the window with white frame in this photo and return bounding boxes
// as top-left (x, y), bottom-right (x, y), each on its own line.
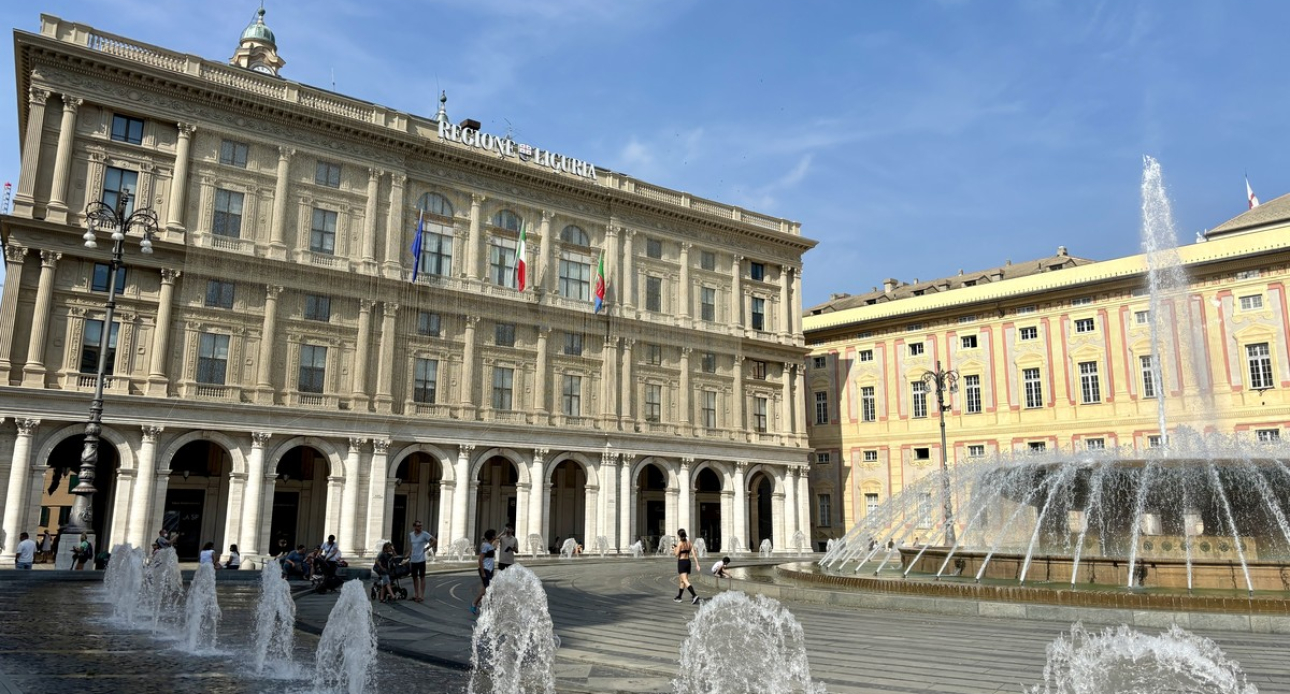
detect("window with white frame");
top-left (751, 360), bottom-right (768, 380)
top-left (560, 224), bottom-right (589, 246)
top-left (413, 358), bottom-right (438, 404)
top-left (702, 390), bottom-right (718, 429)
top-left (559, 255), bottom-right (592, 300)
top-left (1134, 310), bottom-right (1150, 325)
top-left (1074, 318), bottom-right (1096, 333)
top-left (644, 384), bottom-right (662, 422)
top-left (813, 356), bottom-right (827, 368)
top-left (1071, 297), bottom-right (1092, 306)
top-left (103, 166), bottom-right (138, 216)
top-left (562, 374), bottom-right (582, 417)
top-left (1024, 367), bottom-right (1044, 408)
top-left (1020, 326), bottom-right (1039, 341)
top-left (1147, 434), bottom-right (1163, 449)
top-left (197, 333), bottom-right (229, 385)
top-left (818, 494), bottom-right (832, 527)
top-left (1017, 305), bottom-right (1037, 315)
top-left (961, 335), bottom-right (978, 349)
top-left (861, 386), bottom-right (876, 422)
top-left (492, 367), bottom-right (514, 410)
top-left (815, 452), bottom-right (831, 465)
top-left (298, 345), bottom-right (327, 393)
top-left (814, 391), bottom-right (829, 424)
top-left (911, 381), bottom-right (928, 418)
top-left (489, 236), bottom-right (517, 288)
top-left (213, 189), bottom-right (244, 237)
top-left (1247, 342), bottom-right (1274, 390)
top-left (968, 444), bottom-right (985, 458)
top-left (416, 224), bottom-right (453, 277)
top-left (753, 396), bottom-right (768, 433)
top-left (1256, 429), bottom-right (1280, 443)
top-left (310, 208), bottom-right (337, 254)
top-left (1140, 355), bottom-right (1157, 399)
top-left (1078, 361), bottom-right (1101, 404)
top-left (1239, 294), bottom-right (1264, 311)
top-left (863, 450), bottom-right (878, 462)
top-left (1028, 441), bottom-right (1047, 454)
top-left (865, 493), bottom-right (880, 516)
top-left (1085, 438), bottom-right (1105, 450)
top-left (917, 492), bottom-right (933, 528)
top-left (964, 374), bottom-right (982, 414)
top-left (909, 342), bottom-right (925, 356)
top-left (859, 349), bottom-right (873, 362)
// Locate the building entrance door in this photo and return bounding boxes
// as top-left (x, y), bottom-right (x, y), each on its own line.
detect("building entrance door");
top-left (269, 491), bottom-right (300, 550)
top-left (162, 488), bottom-right (205, 560)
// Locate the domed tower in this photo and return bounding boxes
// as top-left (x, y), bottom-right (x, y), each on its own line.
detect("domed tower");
top-left (229, 6), bottom-right (286, 76)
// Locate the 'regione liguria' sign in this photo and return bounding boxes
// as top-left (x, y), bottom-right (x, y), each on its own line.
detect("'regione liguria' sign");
top-left (437, 119), bottom-right (599, 181)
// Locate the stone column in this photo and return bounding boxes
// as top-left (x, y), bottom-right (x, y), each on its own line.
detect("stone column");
top-left (514, 480), bottom-right (530, 552)
top-left (618, 458), bottom-right (632, 550)
top-left (720, 488), bottom-right (734, 553)
top-left (534, 327), bottom-right (550, 419)
top-left (364, 439), bottom-right (390, 554)
top-left (362, 168), bottom-right (382, 268)
top-left (0, 419), bottom-right (39, 563)
top-left (452, 444), bottom-right (473, 543)
top-left (255, 286), bottom-right (283, 404)
top-left (324, 476), bottom-right (344, 542)
top-left (165, 123), bottom-right (196, 231)
top-left (733, 462), bottom-right (748, 552)
top-left (781, 362), bottom-right (794, 439)
top-left (383, 173), bottom-right (406, 277)
top-left (779, 265), bottom-right (792, 338)
top-left (222, 470), bottom-right (246, 561)
top-left (126, 425), bottom-right (164, 547)
top-left (782, 466), bottom-right (798, 550)
top-left (539, 211), bottom-right (555, 294)
top-left (798, 466), bottom-right (811, 551)
top-left (146, 269), bottom-right (181, 396)
top-left (0, 245), bottom-right (28, 383)
top-left (528, 448), bottom-right (547, 553)
top-left (792, 269), bottom-right (803, 338)
top-left (45, 95), bottom-right (83, 224)
top-left (601, 336), bottom-right (618, 426)
top-left (678, 458), bottom-right (693, 536)
top-left (374, 302), bottom-right (398, 413)
top-left (601, 452), bottom-right (618, 551)
top-left (733, 355), bottom-right (745, 436)
top-left (619, 338), bottom-right (634, 426)
top-left (679, 243), bottom-right (692, 321)
top-left (771, 489), bottom-right (786, 552)
top-left (621, 229), bottom-right (635, 310)
top-left (21, 251), bottom-right (61, 387)
top-left (466, 194), bottom-right (485, 280)
top-left (437, 473), bottom-right (454, 550)
top-left (679, 347), bottom-right (692, 432)
top-left (340, 438), bottom-right (364, 555)
top-left (459, 316), bottom-right (478, 415)
top-left (13, 87), bottom-right (50, 217)
top-left (241, 432), bottom-right (270, 555)
top-left (352, 299), bottom-right (374, 411)
top-left (794, 363), bottom-right (807, 440)
top-left (730, 255), bottom-right (744, 329)
top-left (268, 147), bottom-right (294, 257)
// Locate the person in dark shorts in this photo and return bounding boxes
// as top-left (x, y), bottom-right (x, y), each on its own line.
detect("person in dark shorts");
top-left (407, 520), bottom-right (435, 602)
top-left (471, 529), bottom-right (497, 615)
top-left (673, 528), bottom-right (699, 604)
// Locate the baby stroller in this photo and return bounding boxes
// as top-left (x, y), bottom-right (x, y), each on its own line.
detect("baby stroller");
top-left (312, 559), bottom-right (348, 594)
top-left (370, 555), bottom-right (410, 602)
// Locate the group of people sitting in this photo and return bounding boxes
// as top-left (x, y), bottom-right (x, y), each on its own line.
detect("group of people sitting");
top-left (273, 535), bottom-right (345, 583)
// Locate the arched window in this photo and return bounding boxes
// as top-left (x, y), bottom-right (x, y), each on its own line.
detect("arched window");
top-left (560, 224), bottom-right (589, 246)
top-left (492, 209), bottom-right (523, 232)
top-left (417, 192), bottom-right (454, 218)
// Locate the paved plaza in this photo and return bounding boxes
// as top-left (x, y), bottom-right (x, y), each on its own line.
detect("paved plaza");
top-left (295, 557), bottom-right (1290, 693)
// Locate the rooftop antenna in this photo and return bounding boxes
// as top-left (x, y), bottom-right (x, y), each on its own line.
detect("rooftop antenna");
top-left (1, 182), bottom-right (11, 215)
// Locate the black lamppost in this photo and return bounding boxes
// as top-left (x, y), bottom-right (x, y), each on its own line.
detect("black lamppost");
top-left (62, 189), bottom-right (158, 565)
top-left (921, 360), bottom-right (959, 546)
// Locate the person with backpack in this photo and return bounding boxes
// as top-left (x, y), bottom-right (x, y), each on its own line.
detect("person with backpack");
top-left (72, 533), bottom-right (92, 571)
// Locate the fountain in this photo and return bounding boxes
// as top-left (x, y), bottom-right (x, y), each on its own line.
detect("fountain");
top-left (791, 531), bottom-right (807, 553)
top-left (559, 538), bottom-right (579, 558)
top-left (448, 537), bottom-right (475, 562)
top-left (672, 591), bottom-right (823, 694)
top-left (469, 564), bottom-right (558, 694)
top-left (139, 547), bottom-right (185, 634)
top-left (254, 560), bottom-right (297, 677)
top-left (629, 541), bottom-right (644, 558)
top-left (105, 543), bottom-right (145, 624)
top-left (729, 537), bottom-right (746, 555)
top-left (527, 533), bottom-right (547, 556)
top-left (594, 535), bottom-right (611, 557)
top-left (1025, 623), bottom-right (1256, 694)
top-left (314, 579), bottom-right (378, 694)
top-left (759, 539), bottom-right (773, 557)
top-left (656, 535), bottom-right (677, 556)
top-left (182, 562), bottom-right (222, 653)
top-left (692, 537), bottom-right (707, 559)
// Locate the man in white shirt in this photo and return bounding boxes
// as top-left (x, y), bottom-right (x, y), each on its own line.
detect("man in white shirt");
top-left (15, 532), bottom-right (37, 570)
top-left (318, 535), bottom-right (341, 590)
top-left (407, 520), bottom-right (436, 603)
top-left (497, 525), bottom-right (518, 571)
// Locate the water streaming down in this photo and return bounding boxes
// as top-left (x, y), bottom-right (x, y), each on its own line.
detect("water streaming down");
top-left (759, 539), bottom-right (773, 557)
top-left (629, 541), bottom-right (644, 558)
top-left (105, 543), bottom-right (145, 623)
top-left (692, 537), bottom-right (707, 559)
top-left (791, 530), bottom-right (808, 553)
top-left (469, 564), bottom-right (558, 694)
top-left (527, 533), bottom-right (547, 556)
top-left (181, 562), bottom-right (222, 653)
top-left (253, 561), bottom-right (297, 677)
top-left (656, 534), bottom-right (677, 556)
top-left (559, 538), bottom-right (579, 558)
top-left (672, 591), bottom-right (824, 694)
top-left (594, 535), bottom-right (611, 557)
top-left (449, 537), bottom-right (475, 562)
top-left (140, 547), bottom-right (185, 634)
top-left (314, 579), bottom-right (378, 694)
top-left (1024, 623), bottom-right (1256, 694)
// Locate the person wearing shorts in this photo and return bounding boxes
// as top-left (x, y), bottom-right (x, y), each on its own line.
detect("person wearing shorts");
top-left (497, 525), bottom-right (517, 571)
top-left (471, 529), bottom-right (497, 615)
top-left (407, 520), bottom-right (435, 603)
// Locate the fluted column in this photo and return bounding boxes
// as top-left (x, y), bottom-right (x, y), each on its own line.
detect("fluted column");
top-left (792, 269), bottom-right (802, 338)
top-left (374, 302), bottom-right (398, 413)
top-left (452, 444), bottom-right (473, 542)
top-left (730, 255), bottom-right (744, 329)
top-left (383, 173), bottom-right (406, 277)
top-left (794, 363), bottom-right (807, 440)
top-left (459, 316), bottom-right (478, 415)
top-left (255, 286), bottom-right (283, 404)
top-left (618, 458), bottom-right (632, 550)
top-left (733, 462), bottom-right (748, 552)
top-left (528, 448), bottom-right (547, 552)
top-left (0, 419), bottom-right (39, 563)
top-left (621, 229), bottom-right (636, 310)
top-left (0, 245), bottom-right (29, 383)
top-left (619, 338), bottom-right (634, 426)
top-left (797, 466), bottom-right (811, 550)
top-left (12, 87), bottom-right (50, 217)
top-left (601, 453), bottom-right (618, 550)
top-left (779, 265), bottom-right (792, 338)
top-left (352, 299), bottom-right (374, 411)
top-left (782, 466), bottom-right (798, 551)
top-left (539, 211), bottom-right (555, 294)
top-left (165, 123), bottom-right (196, 231)
top-left (678, 458), bottom-right (693, 535)
top-left (679, 347), bottom-right (692, 431)
top-left (436, 472), bottom-right (454, 550)
top-left (126, 425), bottom-right (164, 547)
top-left (362, 168), bottom-right (382, 268)
top-left (733, 355), bottom-right (745, 435)
top-left (21, 251), bottom-right (61, 387)
top-left (601, 336), bottom-right (619, 426)
top-left (146, 269), bottom-right (181, 396)
top-left (781, 362), bottom-right (794, 439)
top-left (720, 488), bottom-right (734, 553)
top-left (241, 432), bottom-right (270, 555)
top-left (364, 439), bottom-right (390, 554)
top-left (268, 147), bottom-right (294, 257)
top-left (534, 327), bottom-right (550, 418)
top-left (466, 194), bottom-right (485, 280)
top-left (339, 438), bottom-right (364, 556)
top-left (679, 242), bottom-right (692, 321)
top-left (45, 95), bottom-right (83, 223)
top-left (771, 489), bottom-right (786, 551)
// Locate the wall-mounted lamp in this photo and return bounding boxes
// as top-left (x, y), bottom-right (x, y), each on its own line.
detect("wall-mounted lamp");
top-left (394, 478), bottom-right (403, 487)
top-left (182, 469), bottom-right (190, 480)
top-left (280, 473), bottom-right (291, 483)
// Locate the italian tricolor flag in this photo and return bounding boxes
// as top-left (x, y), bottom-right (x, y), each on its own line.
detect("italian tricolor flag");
top-left (514, 223), bottom-right (527, 291)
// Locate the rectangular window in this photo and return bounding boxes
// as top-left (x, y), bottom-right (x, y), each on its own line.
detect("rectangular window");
top-left (751, 360), bottom-right (768, 380)
top-left (1085, 438), bottom-right (1105, 450)
top-left (213, 189), bottom-right (244, 238)
top-left (1017, 305), bottom-right (1037, 315)
top-left (1024, 367), bottom-right (1043, 408)
top-left (645, 276), bottom-right (662, 312)
top-left (298, 344), bottom-right (327, 394)
top-left (562, 374), bottom-right (582, 417)
top-left (909, 343), bottom-right (925, 356)
top-left (1247, 343), bottom-right (1274, 390)
top-left (968, 444), bottom-right (985, 458)
top-left (1236, 269), bottom-right (1262, 280)
top-left (958, 315), bottom-right (977, 323)
top-left (1019, 326), bottom-right (1038, 341)
top-left (964, 374), bottom-right (982, 414)
top-left (644, 343), bottom-right (663, 366)
top-left (1140, 355), bottom-right (1157, 399)
top-left (816, 452), bottom-right (831, 465)
top-left (700, 287), bottom-right (716, 322)
top-left (1239, 295), bottom-right (1264, 311)
top-left (863, 450), bottom-right (878, 462)
top-left (197, 333), bottom-right (230, 385)
top-left (1074, 318), bottom-right (1096, 333)
top-left (700, 250), bottom-right (716, 271)
top-left (702, 390), bottom-right (718, 429)
top-left (315, 160), bottom-right (341, 187)
top-left (701, 352), bottom-right (717, 374)
top-left (813, 356), bottom-right (827, 368)
top-left (417, 311), bottom-right (441, 337)
top-left (907, 323), bottom-right (923, 332)
top-left (814, 391), bottom-right (829, 425)
top-left (1079, 361), bottom-right (1101, 404)
top-left (1147, 435), bottom-right (1163, 449)
top-left (413, 358), bottom-right (439, 404)
top-left (492, 367), bottom-right (515, 410)
top-left (861, 386), bottom-right (876, 422)
top-left (1029, 441), bottom-right (1047, 454)
top-left (1134, 310), bottom-right (1150, 325)
top-left (751, 297), bottom-right (765, 331)
top-left (310, 208), bottom-right (337, 255)
top-left (961, 335), bottom-right (978, 349)
top-left (219, 139), bottom-right (249, 168)
top-left (110, 114), bottom-right (144, 144)
top-left (644, 384), bottom-right (662, 422)
top-left (39, 507), bottom-right (49, 527)
top-left (495, 323), bottom-right (516, 347)
top-left (103, 166), bottom-right (139, 217)
top-left (818, 494), bottom-right (832, 527)
top-left (865, 493), bottom-right (879, 516)
top-left (749, 262), bottom-right (765, 281)
top-left (1257, 429), bottom-right (1281, 443)
top-left (859, 349), bottom-right (873, 362)
top-left (91, 263), bottom-right (127, 294)
top-left (564, 332), bottom-right (583, 356)
top-left (911, 381), bottom-right (927, 418)
top-left (645, 238), bottom-right (663, 259)
top-left (753, 396), bottom-right (768, 433)
top-left (80, 319), bottom-right (119, 375)
top-left (1071, 297), bottom-right (1092, 306)
top-left (489, 238), bottom-right (517, 288)
top-left (304, 294), bottom-right (331, 322)
top-left (419, 227), bottom-right (454, 277)
top-left (205, 279), bottom-right (235, 309)
top-left (559, 258), bottom-right (592, 300)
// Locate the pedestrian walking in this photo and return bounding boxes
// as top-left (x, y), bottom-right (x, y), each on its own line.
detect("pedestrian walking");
top-left (72, 533), bottom-right (92, 571)
top-left (373, 541), bottom-right (397, 603)
top-left (673, 528), bottom-right (699, 604)
top-left (225, 544), bottom-right (241, 570)
top-left (407, 520), bottom-right (435, 602)
top-left (497, 525), bottom-right (517, 571)
top-left (38, 532), bottom-right (52, 563)
top-left (15, 533), bottom-right (36, 570)
top-left (471, 529), bottom-right (497, 615)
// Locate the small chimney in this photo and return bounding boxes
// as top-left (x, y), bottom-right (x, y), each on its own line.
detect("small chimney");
top-left (882, 278), bottom-right (898, 293)
top-left (459, 118), bottom-right (482, 130)
top-left (1057, 245), bottom-right (1068, 256)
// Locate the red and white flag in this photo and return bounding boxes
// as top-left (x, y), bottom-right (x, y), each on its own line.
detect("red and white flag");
top-left (1246, 176), bottom-right (1260, 209)
top-left (513, 222), bottom-right (527, 291)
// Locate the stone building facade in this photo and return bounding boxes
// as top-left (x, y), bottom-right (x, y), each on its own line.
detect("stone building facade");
top-left (0, 13), bottom-right (815, 563)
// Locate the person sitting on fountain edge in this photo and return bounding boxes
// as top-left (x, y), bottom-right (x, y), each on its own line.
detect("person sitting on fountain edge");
top-left (282, 544), bottom-right (308, 579)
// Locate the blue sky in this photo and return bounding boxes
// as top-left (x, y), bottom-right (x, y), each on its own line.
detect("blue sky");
top-left (3, 1), bottom-right (1288, 307)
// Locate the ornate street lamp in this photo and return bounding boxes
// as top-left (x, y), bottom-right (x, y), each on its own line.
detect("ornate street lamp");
top-left (921, 360), bottom-right (959, 546)
top-left (62, 189), bottom-right (158, 566)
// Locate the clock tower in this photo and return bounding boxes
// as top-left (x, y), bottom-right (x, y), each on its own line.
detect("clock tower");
top-left (229, 6), bottom-right (286, 77)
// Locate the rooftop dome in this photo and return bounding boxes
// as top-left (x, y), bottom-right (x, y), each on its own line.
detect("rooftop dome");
top-left (240, 7), bottom-right (276, 45)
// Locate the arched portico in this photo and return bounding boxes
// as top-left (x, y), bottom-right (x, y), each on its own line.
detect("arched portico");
top-left (631, 456), bottom-right (675, 551)
top-left (29, 426), bottom-right (126, 562)
top-left (161, 439), bottom-right (235, 560)
top-left (470, 447), bottom-right (528, 547)
top-left (546, 452), bottom-right (599, 551)
top-left (379, 443), bottom-right (454, 555)
top-left (691, 460), bottom-right (730, 552)
top-left (261, 441), bottom-right (338, 554)
top-left (745, 464), bottom-right (783, 552)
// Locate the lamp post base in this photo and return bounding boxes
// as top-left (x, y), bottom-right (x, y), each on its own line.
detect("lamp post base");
top-left (54, 531), bottom-right (97, 570)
